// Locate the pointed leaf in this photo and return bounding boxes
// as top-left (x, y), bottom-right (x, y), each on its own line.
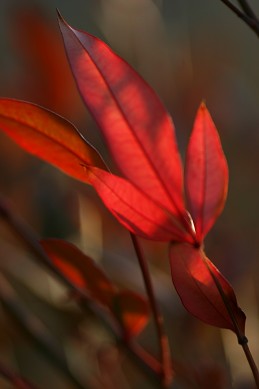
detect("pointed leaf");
top-left (58, 14), bottom-right (189, 229)
top-left (170, 243), bottom-right (246, 333)
top-left (185, 103), bottom-right (228, 241)
top-left (89, 167), bottom-right (193, 243)
top-left (41, 239), bottom-right (116, 308)
top-left (0, 98), bottom-right (106, 183)
top-left (112, 290), bottom-right (149, 339)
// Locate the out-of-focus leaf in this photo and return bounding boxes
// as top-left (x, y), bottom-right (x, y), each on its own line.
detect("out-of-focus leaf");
top-left (58, 13), bottom-right (190, 229)
top-left (41, 239), bottom-right (149, 338)
top-left (112, 290), bottom-right (149, 339)
top-left (170, 243), bottom-right (246, 333)
top-left (41, 239), bottom-right (116, 308)
top-left (10, 5), bottom-right (82, 113)
top-left (89, 167), bottom-right (193, 243)
top-left (185, 103), bottom-right (228, 241)
top-left (0, 98), bottom-right (106, 183)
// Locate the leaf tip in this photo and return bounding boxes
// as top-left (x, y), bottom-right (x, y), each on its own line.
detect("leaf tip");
top-left (56, 8), bottom-right (62, 20)
top-left (56, 9), bottom-right (67, 27)
top-left (200, 99), bottom-right (207, 110)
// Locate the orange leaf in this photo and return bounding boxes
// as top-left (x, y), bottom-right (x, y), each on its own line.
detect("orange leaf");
top-left (112, 290), bottom-right (150, 339)
top-left (41, 239), bottom-right (116, 308)
top-left (0, 98), bottom-right (106, 183)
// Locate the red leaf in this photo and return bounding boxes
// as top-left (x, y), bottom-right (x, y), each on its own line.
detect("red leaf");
top-left (185, 103), bottom-right (228, 241)
top-left (0, 98), bottom-right (106, 183)
top-left (112, 290), bottom-right (149, 339)
top-left (89, 167), bottom-right (193, 243)
top-left (41, 239), bottom-right (116, 308)
top-left (170, 243), bottom-right (246, 333)
top-left (58, 13), bottom-right (189, 230)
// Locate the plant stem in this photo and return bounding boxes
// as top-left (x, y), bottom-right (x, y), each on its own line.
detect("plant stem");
top-left (130, 233), bottom-right (173, 388)
top-left (219, 0), bottom-right (259, 37)
top-left (237, 0), bottom-right (258, 20)
top-left (203, 256), bottom-right (259, 388)
top-left (242, 342), bottom-right (259, 388)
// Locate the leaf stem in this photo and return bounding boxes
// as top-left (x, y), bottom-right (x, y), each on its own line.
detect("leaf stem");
top-left (203, 256), bottom-right (259, 388)
top-left (242, 342), bottom-right (259, 388)
top-left (130, 233), bottom-right (173, 388)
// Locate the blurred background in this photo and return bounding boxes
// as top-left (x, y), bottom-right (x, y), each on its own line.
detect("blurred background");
top-left (0, 0), bottom-right (259, 388)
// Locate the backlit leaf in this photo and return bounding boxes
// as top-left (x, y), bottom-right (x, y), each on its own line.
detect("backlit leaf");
top-left (89, 167), bottom-right (193, 243)
top-left (170, 243), bottom-right (246, 333)
top-left (112, 290), bottom-right (149, 339)
top-left (185, 103), bottom-right (228, 241)
top-left (58, 13), bottom-right (189, 230)
top-left (0, 98), bottom-right (106, 183)
top-left (41, 239), bottom-right (116, 308)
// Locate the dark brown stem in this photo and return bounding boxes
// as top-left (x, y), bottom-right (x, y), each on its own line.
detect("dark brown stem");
top-left (203, 257), bottom-right (259, 388)
top-left (130, 233), bottom-right (173, 388)
top-left (0, 359), bottom-right (40, 389)
top-left (219, 0), bottom-right (259, 37)
top-left (242, 343), bottom-right (259, 388)
top-left (237, 0), bottom-right (258, 20)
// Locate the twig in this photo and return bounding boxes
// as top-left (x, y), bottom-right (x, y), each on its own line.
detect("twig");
top-left (0, 359), bottom-right (40, 389)
top-left (130, 234), bottom-right (173, 388)
top-left (237, 0), bottom-right (258, 20)
top-left (203, 256), bottom-right (259, 388)
top-left (0, 273), bottom-right (87, 389)
top-left (219, 0), bottom-right (259, 37)
top-left (79, 298), bottom-right (162, 383)
top-left (242, 343), bottom-right (259, 388)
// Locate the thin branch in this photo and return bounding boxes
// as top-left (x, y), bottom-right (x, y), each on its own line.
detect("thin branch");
top-left (0, 274), bottom-right (87, 389)
top-left (203, 257), bottom-right (259, 388)
top-left (219, 0), bottom-right (259, 37)
top-left (242, 343), bottom-right (259, 388)
top-left (0, 359), bottom-right (40, 389)
top-left (237, 0), bottom-right (258, 20)
top-left (130, 234), bottom-right (173, 388)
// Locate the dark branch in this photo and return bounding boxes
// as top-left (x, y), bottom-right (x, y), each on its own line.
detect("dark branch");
top-left (219, 0), bottom-right (259, 37)
top-left (237, 0), bottom-right (258, 20)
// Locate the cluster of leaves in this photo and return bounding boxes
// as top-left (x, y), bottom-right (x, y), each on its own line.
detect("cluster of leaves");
top-left (0, 11), bottom-right (250, 387)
